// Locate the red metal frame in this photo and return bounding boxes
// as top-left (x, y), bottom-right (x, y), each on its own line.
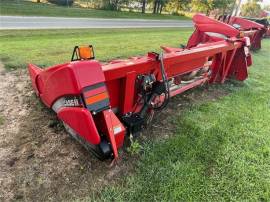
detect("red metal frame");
top-left (28, 14), bottom-right (253, 160)
top-left (219, 15), bottom-right (266, 50)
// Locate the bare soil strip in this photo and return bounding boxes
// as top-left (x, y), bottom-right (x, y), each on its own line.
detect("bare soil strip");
top-left (0, 66), bottom-right (134, 201)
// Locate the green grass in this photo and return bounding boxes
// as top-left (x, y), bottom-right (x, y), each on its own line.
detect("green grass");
top-left (0, 0), bottom-right (190, 20)
top-left (94, 40), bottom-right (270, 201)
top-left (0, 28), bottom-right (192, 69)
top-left (0, 27), bottom-right (269, 201)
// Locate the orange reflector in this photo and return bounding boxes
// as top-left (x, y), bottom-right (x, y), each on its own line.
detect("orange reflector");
top-left (85, 92), bottom-right (108, 105)
top-left (78, 46), bottom-right (94, 59)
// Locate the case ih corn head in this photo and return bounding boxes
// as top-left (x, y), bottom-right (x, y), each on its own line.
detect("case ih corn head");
top-left (28, 14), bottom-right (254, 160)
top-left (218, 15), bottom-right (267, 50)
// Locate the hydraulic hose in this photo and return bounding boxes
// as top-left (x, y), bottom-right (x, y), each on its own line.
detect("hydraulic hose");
top-left (152, 52), bottom-right (170, 111)
top-left (139, 52), bottom-right (170, 118)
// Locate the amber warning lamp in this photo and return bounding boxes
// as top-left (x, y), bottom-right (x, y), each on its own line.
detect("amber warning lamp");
top-left (71, 45), bottom-right (95, 61)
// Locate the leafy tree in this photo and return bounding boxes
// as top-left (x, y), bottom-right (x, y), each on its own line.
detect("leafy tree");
top-left (159, 0), bottom-right (169, 13)
top-left (148, 0), bottom-right (169, 14)
top-left (191, 0), bottom-right (214, 15)
top-left (107, 0), bottom-right (121, 10)
top-left (213, 0), bottom-right (235, 15)
top-left (99, 0), bottom-right (129, 10)
top-left (42, 0), bottom-right (240, 15)
top-left (166, 0), bottom-right (191, 13)
top-left (142, 0), bottom-right (147, 13)
top-left (241, 0), bottom-right (262, 17)
top-left (191, 0), bottom-right (235, 15)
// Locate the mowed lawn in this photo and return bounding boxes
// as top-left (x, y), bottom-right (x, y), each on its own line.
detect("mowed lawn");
top-left (0, 28), bottom-right (269, 201)
top-left (0, 0), bottom-right (190, 20)
top-left (96, 40), bottom-right (270, 201)
top-left (0, 28), bottom-right (192, 69)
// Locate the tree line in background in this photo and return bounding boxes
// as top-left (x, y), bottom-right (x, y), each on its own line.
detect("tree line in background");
top-left (82, 0), bottom-right (237, 15)
top-left (45, 0), bottom-right (268, 18)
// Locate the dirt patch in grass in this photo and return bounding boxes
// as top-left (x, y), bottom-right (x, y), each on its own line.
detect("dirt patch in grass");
top-left (0, 66), bottom-right (136, 201)
top-left (0, 66), bottom-right (231, 201)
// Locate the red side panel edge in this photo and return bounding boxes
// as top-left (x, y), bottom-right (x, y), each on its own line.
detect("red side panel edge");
top-left (101, 109), bottom-right (126, 158)
top-left (28, 64), bottom-right (42, 96)
top-left (29, 60), bottom-right (105, 107)
top-left (187, 14), bottom-right (240, 48)
top-left (193, 14), bottom-right (240, 37)
top-left (57, 107), bottom-right (101, 145)
top-left (229, 17), bottom-right (264, 30)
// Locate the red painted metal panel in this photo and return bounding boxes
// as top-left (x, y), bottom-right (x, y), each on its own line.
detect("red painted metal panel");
top-left (29, 60), bottom-right (105, 107)
top-left (28, 64), bottom-right (42, 96)
top-left (225, 16), bottom-right (266, 50)
top-left (57, 107), bottom-right (101, 145)
top-left (122, 71), bottom-right (137, 114)
top-left (229, 16), bottom-right (264, 30)
top-left (193, 14), bottom-right (240, 37)
top-left (101, 109), bottom-right (126, 158)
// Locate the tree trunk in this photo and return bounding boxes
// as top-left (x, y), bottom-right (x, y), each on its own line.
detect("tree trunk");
top-left (160, 4), bottom-right (163, 14)
top-left (37, 0), bottom-right (40, 2)
top-left (176, 1), bottom-right (180, 13)
top-left (156, 0), bottom-right (162, 14)
top-left (142, 0), bottom-right (146, 13)
top-left (231, 0), bottom-right (237, 16)
top-left (157, 1), bottom-right (160, 14)
top-left (235, 0), bottom-right (242, 16)
top-left (115, 0), bottom-right (119, 10)
top-left (153, 0), bottom-right (157, 13)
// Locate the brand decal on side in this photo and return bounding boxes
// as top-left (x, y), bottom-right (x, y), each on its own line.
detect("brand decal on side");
top-left (64, 97), bottom-right (80, 107)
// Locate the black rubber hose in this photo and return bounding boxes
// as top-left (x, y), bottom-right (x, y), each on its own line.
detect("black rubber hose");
top-left (139, 52), bottom-right (170, 118)
top-left (152, 52), bottom-right (170, 111)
